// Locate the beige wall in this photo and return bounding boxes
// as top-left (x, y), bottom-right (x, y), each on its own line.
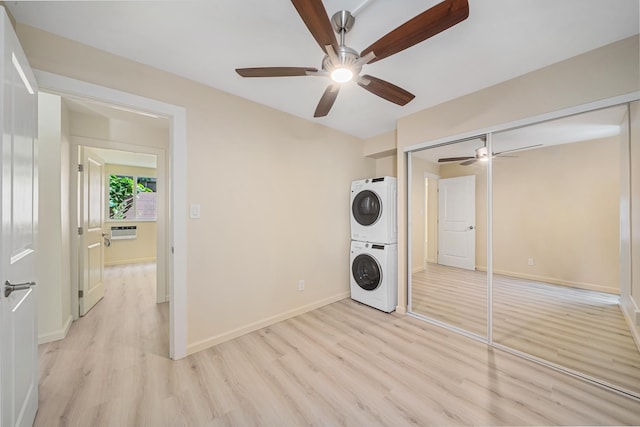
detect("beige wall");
top-left (105, 222), bottom-right (157, 266)
top-left (433, 137), bottom-right (620, 293)
top-left (395, 35), bottom-right (640, 312)
top-left (493, 137), bottom-right (620, 293)
top-left (37, 92), bottom-right (72, 343)
top-left (398, 36), bottom-right (640, 149)
top-left (17, 24), bottom-right (375, 353)
top-left (366, 130), bottom-right (397, 177)
top-left (364, 130), bottom-right (396, 158)
top-left (70, 111), bottom-right (170, 149)
top-left (104, 164), bottom-right (157, 266)
top-left (375, 155), bottom-right (397, 177)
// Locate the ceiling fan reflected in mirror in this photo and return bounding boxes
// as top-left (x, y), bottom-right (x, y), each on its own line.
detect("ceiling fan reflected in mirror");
top-left (438, 143), bottom-right (543, 166)
top-left (235, 0), bottom-right (469, 117)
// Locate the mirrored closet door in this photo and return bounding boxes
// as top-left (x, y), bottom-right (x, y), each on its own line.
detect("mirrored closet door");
top-left (409, 137), bottom-right (488, 338)
top-left (408, 103), bottom-right (640, 398)
top-left (490, 105), bottom-right (640, 396)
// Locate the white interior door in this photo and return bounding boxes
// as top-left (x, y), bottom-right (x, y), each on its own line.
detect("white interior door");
top-left (79, 148), bottom-right (105, 316)
top-left (0, 8), bottom-right (39, 427)
top-left (438, 175), bottom-right (476, 270)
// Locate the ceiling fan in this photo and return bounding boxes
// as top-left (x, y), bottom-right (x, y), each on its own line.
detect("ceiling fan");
top-left (438, 143), bottom-right (543, 166)
top-left (235, 0), bottom-right (469, 117)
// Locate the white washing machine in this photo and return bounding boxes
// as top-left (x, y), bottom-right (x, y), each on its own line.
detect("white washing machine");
top-left (351, 177), bottom-right (397, 244)
top-left (350, 240), bottom-right (397, 313)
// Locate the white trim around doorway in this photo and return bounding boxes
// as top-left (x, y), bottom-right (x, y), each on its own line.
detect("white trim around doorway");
top-left (34, 70), bottom-right (187, 360)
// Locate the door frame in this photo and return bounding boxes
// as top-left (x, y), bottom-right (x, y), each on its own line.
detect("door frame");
top-left (35, 70), bottom-right (187, 360)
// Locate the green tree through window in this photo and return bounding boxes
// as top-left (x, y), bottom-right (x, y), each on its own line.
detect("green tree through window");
top-left (109, 175), bottom-right (154, 219)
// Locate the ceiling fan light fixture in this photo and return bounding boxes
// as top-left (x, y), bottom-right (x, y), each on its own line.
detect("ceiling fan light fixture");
top-left (330, 67), bottom-right (353, 83)
top-left (476, 146), bottom-right (489, 160)
top-left (236, 0), bottom-right (470, 117)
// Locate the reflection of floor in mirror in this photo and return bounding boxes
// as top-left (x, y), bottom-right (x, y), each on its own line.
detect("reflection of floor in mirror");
top-left (411, 263), bottom-right (640, 395)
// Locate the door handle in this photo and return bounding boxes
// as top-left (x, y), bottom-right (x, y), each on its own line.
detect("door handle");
top-left (4, 280), bottom-right (36, 297)
top-left (467, 226), bottom-right (474, 230)
top-left (102, 232), bottom-right (111, 247)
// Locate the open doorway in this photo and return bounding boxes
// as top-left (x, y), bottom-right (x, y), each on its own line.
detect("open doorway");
top-left (78, 146), bottom-right (162, 317)
top-left (36, 77), bottom-right (186, 359)
top-left (65, 95), bottom-right (170, 313)
top-left (36, 71), bottom-right (187, 360)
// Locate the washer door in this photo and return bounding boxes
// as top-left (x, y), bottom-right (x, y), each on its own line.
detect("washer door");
top-left (352, 190), bottom-right (382, 226)
top-left (352, 254), bottom-right (382, 291)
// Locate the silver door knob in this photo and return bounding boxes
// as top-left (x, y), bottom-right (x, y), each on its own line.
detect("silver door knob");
top-left (4, 280), bottom-right (36, 297)
top-left (467, 226), bottom-right (474, 230)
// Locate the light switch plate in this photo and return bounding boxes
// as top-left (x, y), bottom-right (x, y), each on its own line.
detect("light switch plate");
top-left (190, 204), bottom-right (201, 219)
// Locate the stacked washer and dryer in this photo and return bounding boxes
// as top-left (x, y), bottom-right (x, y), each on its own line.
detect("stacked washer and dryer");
top-left (349, 177), bottom-right (398, 313)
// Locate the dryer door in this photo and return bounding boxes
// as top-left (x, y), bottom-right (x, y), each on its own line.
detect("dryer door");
top-left (352, 190), bottom-right (382, 226)
top-left (352, 254), bottom-right (382, 291)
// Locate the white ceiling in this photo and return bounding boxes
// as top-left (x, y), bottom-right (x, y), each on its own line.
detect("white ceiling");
top-left (6, 0), bottom-right (639, 139)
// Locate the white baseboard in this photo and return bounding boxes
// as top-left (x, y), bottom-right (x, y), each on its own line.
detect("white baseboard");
top-left (187, 292), bottom-right (350, 355)
top-left (38, 314), bottom-right (73, 344)
top-left (477, 267), bottom-right (620, 295)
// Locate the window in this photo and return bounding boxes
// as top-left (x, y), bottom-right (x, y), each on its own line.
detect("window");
top-left (109, 174), bottom-right (156, 220)
top-left (135, 177), bottom-right (157, 220)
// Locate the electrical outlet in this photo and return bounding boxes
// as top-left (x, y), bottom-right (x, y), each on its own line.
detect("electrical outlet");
top-left (527, 258), bottom-right (534, 266)
top-left (298, 280), bottom-right (305, 291)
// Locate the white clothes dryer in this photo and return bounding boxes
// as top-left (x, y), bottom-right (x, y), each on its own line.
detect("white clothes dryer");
top-left (351, 177), bottom-right (397, 244)
top-left (350, 240), bottom-right (397, 313)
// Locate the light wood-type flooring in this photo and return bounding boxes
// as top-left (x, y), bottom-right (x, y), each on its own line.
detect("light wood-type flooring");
top-left (411, 262), bottom-right (640, 396)
top-left (35, 263), bottom-right (640, 426)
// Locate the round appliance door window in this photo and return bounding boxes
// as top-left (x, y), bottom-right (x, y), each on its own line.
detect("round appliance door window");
top-left (352, 190), bottom-right (382, 226)
top-left (352, 254), bottom-right (382, 291)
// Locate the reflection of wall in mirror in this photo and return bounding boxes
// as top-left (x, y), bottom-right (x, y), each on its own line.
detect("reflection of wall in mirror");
top-left (438, 136), bottom-right (620, 294)
top-left (410, 156), bottom-right (438, 272)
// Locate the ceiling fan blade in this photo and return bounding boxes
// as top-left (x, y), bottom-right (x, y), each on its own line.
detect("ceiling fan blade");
top-left (460, 158), bottom-right (477, 166)
top-left (291, 0), bottom-right (340, 55)
top-left (357, 75), bottom-right (415, 106)
top-left (236, 67), bottom-right (318, 78)
top-left (314, 84), bottom-right (340, 117)
top-left (360, 0), bottom-right (469, 64)
top-left (494, 144), bottom-right (543, 156)
top-left (438, 156), bottom-right (474, 163)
